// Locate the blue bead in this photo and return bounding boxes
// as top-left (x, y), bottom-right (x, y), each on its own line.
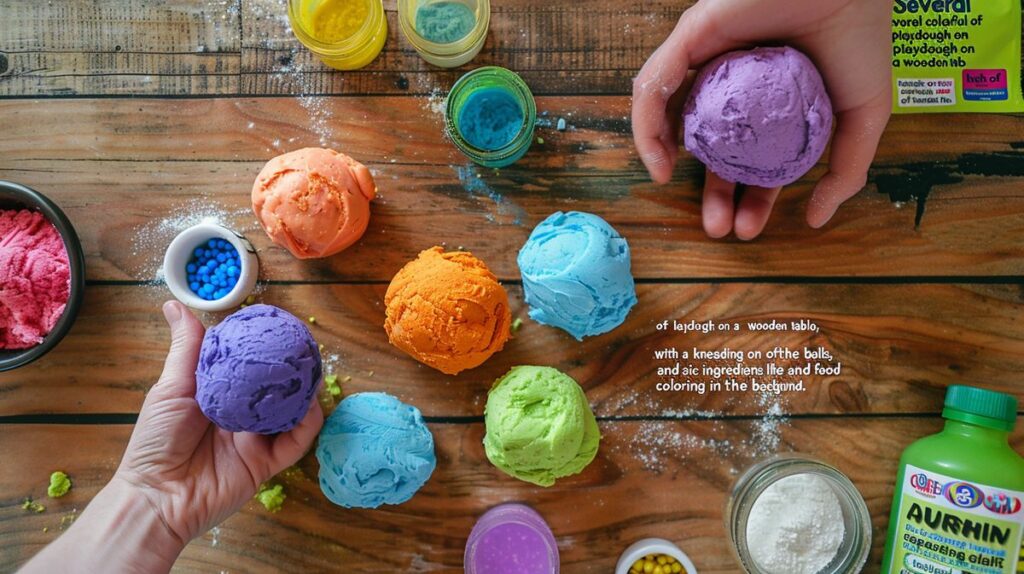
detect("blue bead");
top-left (227, 266), bottom-right (239, 276)
top-left (207, 238), bottom-right (217, 247)
top-left (194, 248), bottom-right (203, 257)
top-left (186, 263), bottom-right (197, 273)
top-left (190, 282), bottom-right (200, 291)
top-left (214, 253), bottom-right (224, 262)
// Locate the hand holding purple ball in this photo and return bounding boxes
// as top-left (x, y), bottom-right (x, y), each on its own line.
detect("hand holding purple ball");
top-left (632, 0), bottom-right (892, 239)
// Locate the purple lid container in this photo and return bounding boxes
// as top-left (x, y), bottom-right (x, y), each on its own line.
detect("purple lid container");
top-left (464, 503), bottom-right (560, 574)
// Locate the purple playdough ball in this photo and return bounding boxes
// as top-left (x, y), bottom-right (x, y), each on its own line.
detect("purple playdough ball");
top-left (196, 304), bottom-right (322, 434)
top-left (683, 46), bottom-right (833, 188)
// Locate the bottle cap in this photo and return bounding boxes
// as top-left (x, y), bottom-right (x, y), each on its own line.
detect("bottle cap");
top-left (942, 385), bottom-right (1017, 432)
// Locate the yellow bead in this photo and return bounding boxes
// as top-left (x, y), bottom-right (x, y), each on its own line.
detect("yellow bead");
top-left (644, 562), bottom-right (655, 574)
top-left (672, 564), bottom-right (683, 573)
top-left (654, 567), bottom-right (664, 574)
top-left (658, 555), bottom-right (668, 564)
top-left (632, 559), bottom-right (644, 571)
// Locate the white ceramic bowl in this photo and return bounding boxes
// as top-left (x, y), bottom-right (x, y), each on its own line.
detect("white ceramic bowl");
top-left (163, 223), bottom-right (258, 312)
top-left (616, 538), bottom-right (698, 574)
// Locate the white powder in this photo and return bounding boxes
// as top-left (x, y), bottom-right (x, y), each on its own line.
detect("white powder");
top-left (746, 473), bottom-right (845, 574)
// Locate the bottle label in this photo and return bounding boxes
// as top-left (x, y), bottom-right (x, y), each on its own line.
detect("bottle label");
top-left (888, 464), bottom-right (1024, 574)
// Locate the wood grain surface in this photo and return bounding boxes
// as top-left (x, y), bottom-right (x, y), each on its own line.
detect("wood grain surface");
top-left (1, 282), bottom-right (1022, 419)
top-left (0, 97), bottom-right (1022, 281)
top-left (4, 419), bottom-right (1021, 574)
top-left (1, 1), bottom-right (1023, 573)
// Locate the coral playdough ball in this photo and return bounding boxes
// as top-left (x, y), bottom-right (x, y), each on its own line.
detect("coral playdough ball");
top-left (252, 147), bottom-right (376, 259)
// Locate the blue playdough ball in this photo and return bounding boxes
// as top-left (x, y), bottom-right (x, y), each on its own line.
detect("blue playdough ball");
top-left (317, 392), bottom-right (436, 509)
top-left (517, 211), bottom-right (637, 340)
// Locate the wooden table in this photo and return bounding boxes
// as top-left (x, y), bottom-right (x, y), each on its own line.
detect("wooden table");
top-left (1, 1), bottom-right (1023, 572)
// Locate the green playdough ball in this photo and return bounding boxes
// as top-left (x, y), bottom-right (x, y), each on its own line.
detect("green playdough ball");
top-left (483, 366), bottom-right (600, 487)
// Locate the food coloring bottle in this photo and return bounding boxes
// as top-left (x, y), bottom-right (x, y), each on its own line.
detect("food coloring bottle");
top-left (880, 385), bottom-right (1024, 573)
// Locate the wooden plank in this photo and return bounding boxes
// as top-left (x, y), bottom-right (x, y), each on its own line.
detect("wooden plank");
top-left (1, 98), bottom-right (1022, 282)
top-left (4, 0), bottom-right (1023, 98)
top-left (0, 0), bottom-right (688, 97)
top-left (240, 0), bottom-right (687, 97)
top-left (1, 283), bottom-right (1021, 418)
top-left (0, 0), bottom-right (241, 97)
top-left (2, 419), bottom-right (1022, 573)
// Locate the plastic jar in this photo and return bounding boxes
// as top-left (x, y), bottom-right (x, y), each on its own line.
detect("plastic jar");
top-left (726, 455), bottom-right (871, 574)
top-left (287, 0), bottom-right (387, 71)
top-left (464, 503), bottom-right (559, 574)
top-left (446, 66), bottom-right (536, 168)
top-left (398, 0), bottom-right (490, 68)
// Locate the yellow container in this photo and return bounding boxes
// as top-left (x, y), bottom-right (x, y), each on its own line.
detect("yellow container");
top-left (288, 0), bottom-right (387, 71)
top-left (398, 0), bottom-right (489, 68)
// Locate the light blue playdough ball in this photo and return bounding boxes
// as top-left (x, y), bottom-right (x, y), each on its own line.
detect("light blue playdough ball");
top-left (517, 211), bottom-right (637, 340)
top-left (316, 392), bottom-right (437, 509)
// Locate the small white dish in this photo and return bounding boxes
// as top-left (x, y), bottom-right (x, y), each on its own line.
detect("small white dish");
top-left (616, 538), bottom-right (698, 574)
top-left (163, 223), bottom-right (258, 312)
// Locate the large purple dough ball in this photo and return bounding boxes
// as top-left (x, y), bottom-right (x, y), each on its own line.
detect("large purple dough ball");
top-left (196, 304), bottom-right (321, 434)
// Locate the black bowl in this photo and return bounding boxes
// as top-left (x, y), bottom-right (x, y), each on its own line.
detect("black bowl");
top-left (0, 181), bottom-right (86, 372)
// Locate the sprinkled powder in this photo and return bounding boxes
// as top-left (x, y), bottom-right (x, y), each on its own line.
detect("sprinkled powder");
top-left (130, 199), bottom-right (253, 283)
top-left (415, 2), bottom-right (475, 44)
top-left (454, 164), bottom-right (525, 225)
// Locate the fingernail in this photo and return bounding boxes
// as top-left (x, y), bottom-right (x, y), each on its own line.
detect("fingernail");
top-left (162, 301), bottom-right (182, 327)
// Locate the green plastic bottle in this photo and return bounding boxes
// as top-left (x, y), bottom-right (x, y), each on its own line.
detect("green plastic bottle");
top-left (881, 385), bottom-right (1024, 574)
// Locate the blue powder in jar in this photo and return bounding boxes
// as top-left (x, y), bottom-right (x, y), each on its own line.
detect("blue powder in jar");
top-left (457, 88), bottom-right (524, 151)
top-left (415, 2), bottom-right (476, 44)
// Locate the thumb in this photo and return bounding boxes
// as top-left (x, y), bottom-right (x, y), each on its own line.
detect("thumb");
top-left (807, 95), bottom-right (891, 228)
top-left (148, 300), bottom-right (206, 401)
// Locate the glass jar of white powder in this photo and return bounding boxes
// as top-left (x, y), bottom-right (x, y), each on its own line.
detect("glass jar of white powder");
top-left (726, 455), bottom-right (871, 574)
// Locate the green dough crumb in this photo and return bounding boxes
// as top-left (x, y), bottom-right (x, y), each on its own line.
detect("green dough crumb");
top-left (47, 471), bottom-right (71, 498)
top-left (22, 498), bottom-right (45, 513)
top-left (255, 483), bottom-right (285, 513)
top-left (325, 374), bottom-right (342, 397)
top-left (511, 317), bottom-right (523, 333)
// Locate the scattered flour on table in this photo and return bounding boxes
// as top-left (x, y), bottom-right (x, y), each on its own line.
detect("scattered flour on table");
top-left (453, 164), bottom-right (525, 226)
top-left (130, 199), bottom-right (255, 283)
top-left (606, 389), bottom-right (791, 472)
top-left (239, 0), bottom-right (337, 146)
top-left (746, 473), bottom-right (845, 574)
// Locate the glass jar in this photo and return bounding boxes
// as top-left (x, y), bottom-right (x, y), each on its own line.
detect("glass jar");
top-left (398, 0), bottom-right (490, 68)
top-left (446, 66), bottom-right (536, 168)
top-left (287, 0), bottom-right (387, 71)
top-left (464, 503), bottom-right (559, 574)
top-left (726, 455), bottom-right (871, 574)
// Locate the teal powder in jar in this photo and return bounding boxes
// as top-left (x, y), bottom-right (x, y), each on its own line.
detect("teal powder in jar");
top-left (415, 2), bottom-right (476, 44)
